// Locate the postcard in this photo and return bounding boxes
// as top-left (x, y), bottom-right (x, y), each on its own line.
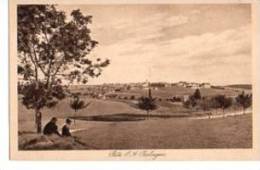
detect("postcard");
top-left (9, 0), bottom-right (260, 160)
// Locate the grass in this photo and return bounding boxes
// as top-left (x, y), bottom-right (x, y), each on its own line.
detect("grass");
top-left (19, 133), bottom-right (89, 150)
top-left (19, 114), bottom-right (252, 150)
top-left (72, 114), bottom-right (252, 149)
top-left (18, 97), bottom-right (144, 132)
top-left (226, 84), bottom-right (252, 90)
top-left (18, 91), bottom-right (252, 150)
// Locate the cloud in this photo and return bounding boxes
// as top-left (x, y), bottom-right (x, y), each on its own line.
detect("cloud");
top-left (98, 14), bottom-right (189, 47)
top-left (148, 24), bottom-right (251, 84)
top-left (58, 4), bottom-right (251, 85)
top-left (90, 24), bottom-right (251, 84)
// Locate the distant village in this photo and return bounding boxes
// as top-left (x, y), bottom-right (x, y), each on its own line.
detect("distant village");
top-left (66, 81), bottom-right (215, 102)
top-left (19, 77), bottom-right (247, 103)
top-left (70, 81), bottom-right (212, 91)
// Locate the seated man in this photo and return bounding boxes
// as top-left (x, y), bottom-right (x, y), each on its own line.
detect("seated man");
top-left (62, 118), bottom-right (72, 137)
top-left (43, 117), bottom-right (61, 136)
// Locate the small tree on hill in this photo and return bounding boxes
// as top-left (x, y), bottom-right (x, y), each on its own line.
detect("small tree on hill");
top-left (183, 95), bottom-right (197, 109)
top-left (70, 94), bottom-right (91, 124)
top-left (213, 95), bottom-right (232, 117)
top-left (183, 89), bottom-right (202, 109)
top-left (199, 98), bottom-right (212, 119)
top-left (236, 91), bottom-right (252, 114)
top-left (130, 95), bottom-right (135, 100)
top-left (209, 96), bottom-right (221, 114)
top-left (193, 89), bottom-right (201, 100)
top-left (138, 96), bottom-right (157, 118)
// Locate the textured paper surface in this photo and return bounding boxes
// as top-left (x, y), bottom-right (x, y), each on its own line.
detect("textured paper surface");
top-left (9, 0), bottom-right (260, 160)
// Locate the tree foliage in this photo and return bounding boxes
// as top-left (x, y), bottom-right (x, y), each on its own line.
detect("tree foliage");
top-left (212, 95), bottom-right (232, 113)
top-left (18, 5), bottom-right (109, 108)
top-left (69, 94), bottom-right (91, 124)
top-left (70, 94), bottom-right (90, 112)
top-left (21, 81), bottom-right (66, 110)
top-left (198, 98), bottom-right (213, 118)
top-left (193, 89), bottom-right (201, 100)
top-left (199, 98), bottom-right (211, 111)
top-left (18, 5), bottom-right (109, 132)
top-left (183, 89), bottom-right (202, 109)
top-left (236, 91), bottom-right (252, 113)
top-left (183, 95), bottom-right (197, 109)
top-left (138, 96), bottom-right (157, 114)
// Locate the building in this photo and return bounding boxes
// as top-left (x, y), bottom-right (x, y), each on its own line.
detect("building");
top-left (183, 95), bottom-right (190, 102)
top-left (200, 83), bottom-right (211, 88)
top-left (177, 81), bottom-right (188, 87)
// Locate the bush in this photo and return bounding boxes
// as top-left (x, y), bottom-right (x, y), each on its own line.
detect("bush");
top-left (193, 89), bottom-right (201, 100)
top-left (138, 96), bottom-right (157, 115)
top-left (236, 91), bottom-right (252, 113)
top-left (130, 95), bottom-right (135, 100)
top-left (183, 95), bottom-right (197, 109)
top-left (212, 95), bottom-right (232, 114)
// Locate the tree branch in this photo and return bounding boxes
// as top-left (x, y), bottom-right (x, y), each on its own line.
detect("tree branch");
top-left (32, 44), bottom-right (48, 76)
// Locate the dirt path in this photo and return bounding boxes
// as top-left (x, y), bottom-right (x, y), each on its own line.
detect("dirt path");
top-left (189, 110), bottom-right (251, 120)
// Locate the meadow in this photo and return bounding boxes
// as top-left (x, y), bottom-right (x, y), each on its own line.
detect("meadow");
top-left (18, 86), bottom-right (252, 149)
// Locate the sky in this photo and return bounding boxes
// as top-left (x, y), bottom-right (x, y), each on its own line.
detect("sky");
top-left (58, 4), bottom-right (251, 85)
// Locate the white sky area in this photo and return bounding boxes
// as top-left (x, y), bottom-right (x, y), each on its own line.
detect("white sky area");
top-left (58, 4), bottom-right (251, 85)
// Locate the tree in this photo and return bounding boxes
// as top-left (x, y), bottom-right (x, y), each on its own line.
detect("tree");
top-left (199, 98), bottom-right (212, 119)
top-left (209, 96), bottom-right (221, 114)
top-left (18, 5), bottom-right (109, 133)
top-left (130, 95), bottom-right (135, 100)
top-left (138, 96), bottom-right (157, 118)
top-left (236, 91), bottom-right (252, 114)
top-left (213, 95), bottom-right (232, 117)
top-left (70, 94), bottom-right (91, 124)
top-left (183, 95), bottom-right (197, 109)
top-left (183, 89), bottom-right (202, 109)
top-left (193, 89), bottom-right (201, 100)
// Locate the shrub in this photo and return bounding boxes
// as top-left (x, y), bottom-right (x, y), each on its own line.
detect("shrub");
top-left (130, 95), bottom-right (135, 100)
top-left (236, 91), bottom-right (252, 114)
top-left (138, 96), bottom-right (157, 116)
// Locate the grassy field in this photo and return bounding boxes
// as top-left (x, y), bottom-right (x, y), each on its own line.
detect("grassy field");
top-left (70, 114), bottom-right (252, 149)
top-left (19, 114), bottom-right (252, 150)
top-left (18, 96), bottom-right (252, 149)
top-left (18, 97), bottom-right (144, 132)
top-left (18, 85), bottom-right (252, 149)
top-left (18, 96), bottom-right (213, 132)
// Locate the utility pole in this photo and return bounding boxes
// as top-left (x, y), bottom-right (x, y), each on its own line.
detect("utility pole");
top-left (148, 66), bottom-right (152, 99)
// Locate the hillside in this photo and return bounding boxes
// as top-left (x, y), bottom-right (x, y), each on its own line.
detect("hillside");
top-left (226, 84), bottom-right (252, 90)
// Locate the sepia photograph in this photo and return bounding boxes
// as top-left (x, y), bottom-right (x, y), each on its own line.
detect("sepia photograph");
top-left (9, 0), bottom-right (260, 160)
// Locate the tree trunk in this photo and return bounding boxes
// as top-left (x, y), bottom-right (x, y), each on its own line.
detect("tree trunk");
top-left (74, 109), bottom-right (77, 125)
top-left (222, 108), bottom-right (225, 118)
top-left (147, 110), bottom-right (149, 119)
top-left (35, 109), bottom-right (42, 133)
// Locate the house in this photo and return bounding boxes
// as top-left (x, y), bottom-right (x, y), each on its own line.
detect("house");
top-left (186, 82), bottom-right (200, 89)
top-left (183, 95), bottom-right (190, 102)
top-left (177, 81), bottom-right (188, 87)
top-left (200, 83), bottom-right (211, 88)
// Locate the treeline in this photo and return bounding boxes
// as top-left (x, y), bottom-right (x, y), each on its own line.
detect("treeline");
top-left (183, 89), bottom-right (252, 115)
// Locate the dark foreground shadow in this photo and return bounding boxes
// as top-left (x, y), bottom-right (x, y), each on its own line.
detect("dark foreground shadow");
top-left (69, 113), bottom-right (190, 122)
